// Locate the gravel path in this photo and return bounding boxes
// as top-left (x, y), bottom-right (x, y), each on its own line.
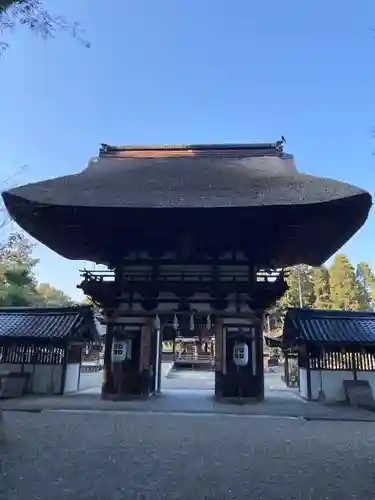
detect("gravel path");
top-left (1, 411), bottom-right (375, 500)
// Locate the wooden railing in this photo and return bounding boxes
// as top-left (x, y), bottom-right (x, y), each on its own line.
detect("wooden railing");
top-left (80, 362), bottom-right (104, 373)
top-left (174, 353), bottom-right (214, 365)
top-left (79, 268), bottom-right (285, 285)
top-left (79, 269), bottom-right (115, 282)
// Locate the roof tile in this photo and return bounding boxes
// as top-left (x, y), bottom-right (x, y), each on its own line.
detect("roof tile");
top-left (284, 308), bottom-right (375, 345)
top-left (0, 306), bottom-right (100, 342)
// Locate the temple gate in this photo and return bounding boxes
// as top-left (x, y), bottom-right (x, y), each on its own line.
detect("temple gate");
top-left (2, 140), bottom-right (371, 401)
top-left (79, 262), bottom-right (286, 399)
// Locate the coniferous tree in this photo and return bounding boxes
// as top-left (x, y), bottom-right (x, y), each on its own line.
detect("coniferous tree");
top-left (271, 257), bottom-right (373, 322)
top-left (278, 264), bottom-right (314, 311)
top-left (311, 265), bottom-right (331, 309)
top-left (356, 262), bottom-right (375, 310)
top-left (329, 254), bottom-right (361, 310)
top-left (36, 283), bottom-right (73, 306)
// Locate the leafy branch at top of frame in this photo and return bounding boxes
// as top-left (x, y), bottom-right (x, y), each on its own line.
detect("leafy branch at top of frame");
top-left (0, 0), bottom-right (90, 55)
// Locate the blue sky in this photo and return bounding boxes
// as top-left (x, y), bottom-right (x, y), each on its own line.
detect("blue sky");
top-left (1, 0), bottom-right (374, 301)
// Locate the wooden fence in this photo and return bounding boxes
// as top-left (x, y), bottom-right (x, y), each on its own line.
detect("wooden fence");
top-left (309, 351), bottom-right (375, 372)
top-left (0, 344), bottom-right (65, 365)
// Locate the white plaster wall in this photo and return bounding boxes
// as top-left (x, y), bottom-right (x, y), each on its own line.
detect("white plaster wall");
top-left (0, 364), bottom-right (23, 373)
top-left (308, 370), bottom-right (321, 400)
top-left (32, 365), bottom-right (63, 394)
top-left (0, 364), bottom-right (62, 394)
top-left (320, 371), bottom-right (353, 402)
top-left (302, 369), bottom-right (354, 402)
top-left (64, 363), bottom-right (80, 393)
top-left (78, 370), bottom-right (103, 391)
top-left (22, 365), bottom-right (34, 391)
top-left (0, 364), bottom-right (29, 394)
top-left (356, 372), bottom-right (375, 399)
top-left (299, 368), bottom-right (308, 399)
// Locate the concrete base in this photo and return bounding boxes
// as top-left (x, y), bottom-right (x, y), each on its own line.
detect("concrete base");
top-left (102, 369), bottom-right (153, 399)
top-left (3, 390), bottom-right (375, 422)
top-left (101, 390), bottom-right (151, 402)
top-left (214, 396), bottom-right (263, 405)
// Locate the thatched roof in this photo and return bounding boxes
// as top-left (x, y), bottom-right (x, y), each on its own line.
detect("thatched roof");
top-left (2, 146), bottom-right (369, 209)
top-left (1, 143), bottom-right (372, 265)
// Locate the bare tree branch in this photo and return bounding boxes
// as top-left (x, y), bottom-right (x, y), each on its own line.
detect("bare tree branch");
top-left (0, 0), bottom-right (90, 55)
top-left (0, 165), bottom-right (28, 234)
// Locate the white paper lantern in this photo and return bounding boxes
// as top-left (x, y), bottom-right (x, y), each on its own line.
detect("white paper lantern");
top-left (112, 340), bottom-right (127, 362)
top-left (233, 341), bottom-right (249, 367)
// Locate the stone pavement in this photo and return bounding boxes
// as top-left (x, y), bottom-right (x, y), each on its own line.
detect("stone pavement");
top-left (2, 410), bottom-right (375, 499)
top-left (2, 365), bottom-right (375, 421)
top-left (162, 366), bottom-right (215, 390)
top-left (2, 366), bottom-right (375, 499)
top-left (1, 388), bottom-right (375, 421)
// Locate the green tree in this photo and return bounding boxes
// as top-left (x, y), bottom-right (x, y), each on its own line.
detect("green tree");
top-left (278, 264), bottom-right (314, 311)
top-left (356, 262), bottom-right (375, 310)
top-left (0, 232), bottom-right (72, 307)
top-left (329, 254), bottom-right (361, 310)
top-left (266, 306), bottom-right (284, 332)
top-left (311, 265), bottom-right (331, 309)
top-left (0, 232), bottom-right (40, 306)
top-left (0, 0), bottom-right (89, 54)
top-left (36, 282), bottom-right (73, 307)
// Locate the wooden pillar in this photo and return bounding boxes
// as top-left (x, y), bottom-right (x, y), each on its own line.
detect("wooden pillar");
top-left (156, 327), bottom-right (162, 392)
top-left (172, 336), bottom-right (176, 362)
top-left (139, 318), bottom-right (153, 396)
top-left (102, 264), bottom-right (123, 398)
top-left (215, 315), bottom-right (264, 400)
top-left (101, 323), bottom-right (114, 398)
top-left (103, 320), bottom-right (154, 400)
top-left (255, 312), bottom-right (265, 400)
top-left (284, 351), bottom-right (289, 386)
top-left (60, 345), bottom-right (69, 395)
top-left (214, 317), bottom-right (224, 397)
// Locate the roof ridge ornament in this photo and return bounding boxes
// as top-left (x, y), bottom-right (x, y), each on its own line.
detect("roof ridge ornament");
top-left (98, 140), bottom-right (285, 158)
